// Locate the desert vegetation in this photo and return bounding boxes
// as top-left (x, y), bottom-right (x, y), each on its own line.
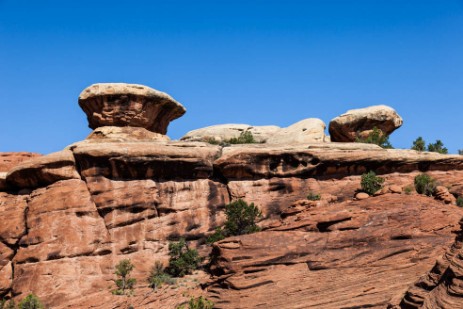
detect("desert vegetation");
top-left (207, 199), bottom-right (262, 244)
top-left (206, 131), bottom-right (257, 146)
top-left (112, 259), bottom-right (136, 295)
top-left (166, 239), bottom-right (202, 277)
top-left (414, 174), bottom-right (436, 196)
top-left (0, 294), bottom-right (44, 309)
top-left (355, 127), bottom-right (393, 149)
top-left (360, 171), bottom-right (385, 195)
top-left (411, 137), bottom-right (448, 154)
top-left (148, 261), bottom-right (175, 290)
top-left (176, 296), bottom-right (214, 309)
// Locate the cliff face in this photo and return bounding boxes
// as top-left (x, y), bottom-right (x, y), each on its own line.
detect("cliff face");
top-left (1, 141), bottom-right (463, 308)
top-left (2, 84), bottom-right (463, 308)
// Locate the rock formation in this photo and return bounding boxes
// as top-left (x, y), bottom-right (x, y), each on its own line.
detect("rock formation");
top-left (329, 105), bottom-right (403, 142)
top-left (78, 83), bottom-right (186, 134)
top-left (1, 84), bottom-right (463, 308)
top-left (181, 118), bottom-right (327, 144)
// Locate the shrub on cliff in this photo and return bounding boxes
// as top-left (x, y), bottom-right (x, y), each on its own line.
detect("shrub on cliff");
top-left (459, 150), bottom-right (463, 155)
top-left (176, 296), bottom-right (214, 309)
top-left (228, 131), bottom-right (256, 144)
top-left (307, 192), bottom-right (321, 201)
top-left (457, 197), bottom-right (463, 207)
top-left (414, 174), bottom-right (436, 196)
top-left (207, 199), bottom-right (262, 244)
top-left (411, 137), bottom-right (426, 151)
top-left (427, 140), bottom-right (448, 154)
top-left (361, 171), bottom-right (385, 195)
top-left (356, 127), bottom-right (393, 149)
top-left (148, 261), bottom-right (175, 290)
top-left (112, 259), bottom-right (136, 295)
top-left (167, 238), bottom-right (201, 277)
top-left (18, 294), bottom-right (44, 309)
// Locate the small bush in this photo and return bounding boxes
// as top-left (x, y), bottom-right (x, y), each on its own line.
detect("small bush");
top-left (207, 200), bottom-right (262, 244)
top-left (148, 261), bottom-right (175, 290)
top-left (228, 131), bottom-right (256, 144)
top-left (457, 197), bottom-right (463, 207)
top-left (167, 239), bottom-right (201, 277)
top-left (206, 227), bottom-right (226, 244)
top-left (427, 140), bottom-right (448, 154)
top-left (411, 137), bottom-right (426, 151)
top-left (112, 259), bottom-right (136, 295)
top-left (414, 174), bottom-right (436, 196)
top-left (1, 300), bottom-right (15, 309)
top-left (361, 171), bottom-right (385, 195)
top-left (459, 150), bottom-right (463, 155)
top-left (307, 192), bottom-right (321, 201)
top-left (356, 127), bottom-right (393, 149)
top-left (18, 294), bottom-right (44, 309)
top-left (404, 185), bottom-right (413, 195)
top-left (176, 296), bottom-right (214, 309)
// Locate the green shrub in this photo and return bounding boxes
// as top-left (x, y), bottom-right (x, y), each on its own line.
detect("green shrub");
top-left (176, 296), bottom-right (214, 309)
top-left (458, 150), bottom-right (463, 155)
top-left (18, 294), bottom-right (44, 309)
top-left (356, 127), bottom-right (393, 149)
top-left (414, 174), bottom-right (436, 196)
top-left (361, 171), bottom-right (385, 195)
top-left (167, 239), bottom-right (201, 277)
top-left (112, 259), bottom-right (136, 295)
top-left (404, 185), bottom-right (413, 195)
top-left (0, 300), bottom-right (5, 309)
top-left (4, 300), bottom-right (15, 309)
top-left (457, 197), bottom-right (463, 207)
top-left (411, 137), bottom-right (426, 151)
top-left (207, 199), bottom-right (262, 244)
top-left (427, 140), bottom-right (448, 154)
top-left (148, 261), bottom-right (175, 290)
top-left (307, 192), bottom-right (321, 201)
top-left (228, 131), bottom-right (256, 144)
top-left (206, 227), bottom-right (226, 244)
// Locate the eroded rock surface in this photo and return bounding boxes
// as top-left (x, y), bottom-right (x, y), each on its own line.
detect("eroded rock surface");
top-left (78, 83), bottom-right (186, 134)
top-left (1, 137), bottom-right (463, 308)
top-left (208, 195), bottom-right (463, 309)
top-left (329, 105), bottom-right (403, 142)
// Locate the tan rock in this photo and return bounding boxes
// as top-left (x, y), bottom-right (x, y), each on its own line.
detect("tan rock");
top-left (6, 150), bottom-right (80, 189)
top-left (434, 185), bottom-right (456, 204)
top-left (355, 192), bottom-right (370, 200)
top-left (266, 118), bottom-right (326, 144)
top-left (329, 105), bottom-right (403, 142)
top-left (389, 185), bottom-right (403, 194)
top-left (0, 262), bottom-right (12, 296)
top-left (181, 124), bottom-right (280, 143)
top-left (0, 192), bottom-right (27, 245)
top-left (78, 83), bottom-right (186, 134)
top-left (85, 126), bottom-right (170, 142)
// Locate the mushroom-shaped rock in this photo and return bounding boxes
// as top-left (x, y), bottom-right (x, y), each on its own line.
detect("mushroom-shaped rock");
top-left (78, 83), bottom-right (186, 134)
top-left (329, 105), bottom-right (403, 142)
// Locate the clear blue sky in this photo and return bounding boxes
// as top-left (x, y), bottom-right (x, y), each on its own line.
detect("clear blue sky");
top-left (1, 0), bottom-right (462, 154)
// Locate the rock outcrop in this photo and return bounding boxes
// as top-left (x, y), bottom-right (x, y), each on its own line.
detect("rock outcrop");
top-left (2, 84), bottom-right (463, 308)
top-left (78, 83), bottom-right (186, 134)
top-left (329, 105), bottom-right (403, 142)
top-left (181, 118), bottom-right (327, 144)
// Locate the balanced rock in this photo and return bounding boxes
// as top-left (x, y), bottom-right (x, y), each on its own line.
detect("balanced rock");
top-left (329, 105), bottom-right (403, 142)
top-left (78, 83), bottom-right (186, 134)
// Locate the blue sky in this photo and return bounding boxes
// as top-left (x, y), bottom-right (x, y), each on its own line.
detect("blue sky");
top-left (1, 0), bottom-right (462, 154)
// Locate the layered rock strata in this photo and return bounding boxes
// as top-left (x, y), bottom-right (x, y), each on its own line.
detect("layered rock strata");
top-left (2, 140), bottom-right (463, 308)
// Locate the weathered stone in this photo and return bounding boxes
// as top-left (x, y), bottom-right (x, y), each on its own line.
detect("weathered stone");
top-left (329, 105), bottom-right (403, 142)
top-left (84, 126), bottom-right (170, 143)
top-left (72, 141), bottom-right (221, 180)
top-left (0, 192), bottom-right (27, 245)
top-left (266, 118), bottom-right (327, 144)
top-left (181, 124), bottom-right (280, 143)
top-left (78, 83), bottom-right (186, 134)
top-left (0, 261), bottom-right (12, 296)
top-left (355, 192), bottom-right (369, 200)
top-left (209, 195), bottom-right (463, 309)
top-left (6, 150), bottom-right (80, 189)
top-left (434, 185), bottom-right (456, 204)
top-left (214, 143), bottom-right (463, 180)
top-left (0, 152), bottom-right (42, 173)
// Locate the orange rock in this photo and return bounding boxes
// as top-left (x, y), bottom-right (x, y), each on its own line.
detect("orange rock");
top-left (355, 192), bottom-right (370, 200)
